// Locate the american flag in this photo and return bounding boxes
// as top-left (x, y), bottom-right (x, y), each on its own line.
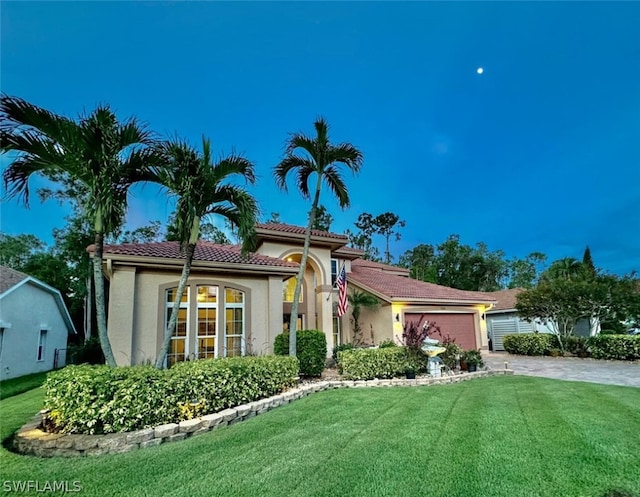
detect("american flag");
top-left (336, 265), bottom-right (348, 317)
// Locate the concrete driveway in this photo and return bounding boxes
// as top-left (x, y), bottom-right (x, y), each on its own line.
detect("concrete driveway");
top-left (483, 352), bottom-right (640, 388)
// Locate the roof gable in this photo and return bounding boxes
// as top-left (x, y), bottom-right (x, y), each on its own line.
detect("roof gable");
top-left (349, 261), bottom-right (496, 304)
top-left (0, 266), bottom-right (76, 334)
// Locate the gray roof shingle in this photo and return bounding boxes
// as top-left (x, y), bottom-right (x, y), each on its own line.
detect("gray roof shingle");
top-left (0, 266), bottom-right (29, 294)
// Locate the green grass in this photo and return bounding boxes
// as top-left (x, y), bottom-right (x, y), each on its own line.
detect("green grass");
top-left (0, 372), bottom-right (48, 400)
top-left (1, 377), bottom-right (639, 497)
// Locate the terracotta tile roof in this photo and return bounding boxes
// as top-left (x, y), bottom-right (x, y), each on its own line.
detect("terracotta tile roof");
top-left (351, 258), bottom-right (410, 275)
top-left (334, 246), bottom-right (365, 256)
top-left (483, 288), bottom-right (525, 311)
top-left (349, 263), bottom-right (496, 303)
top-left (100, 241), bottom-right (300, 268)
top-left (256, 222), bottom-right (348, 241)
top-left (0, 266), bottom-right (29, 294)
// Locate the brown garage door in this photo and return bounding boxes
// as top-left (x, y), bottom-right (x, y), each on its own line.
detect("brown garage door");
top-left (405, 313), bottom-right (477, 349)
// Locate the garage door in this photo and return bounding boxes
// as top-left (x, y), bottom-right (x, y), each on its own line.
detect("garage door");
top-left (405, 313), bottom-right (477, 349)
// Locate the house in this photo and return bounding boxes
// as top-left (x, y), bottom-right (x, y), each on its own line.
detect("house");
top-left (0, 266), bottom-right (76, 380)
top-left (484, 288), bottom-right (595, 352)
top-left (97, 223), bottom-right (496, 367)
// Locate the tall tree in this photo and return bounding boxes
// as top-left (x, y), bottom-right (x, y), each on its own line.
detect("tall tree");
top-left (152, 137), bottom-right (258, 368)
top-left (346, 212), bottom-right (380, 261)
top-left (506, 252), bottom-right (547, 289)
top-left (1, 95), bottom-right (158, 366)
top-left (398, 243), bottom-right (437, 282)
top-left (0, 233), bottom-right (45, 268)
top-left (274, 117), bottom-right (363, 356)
top-left (582, 246), bottom-right (596, 279)
top-left (312, 204), bottom-right (333, 232)
top-left (541, 257), bottom-right (584, 282)
top-left (372, 212), bottom-right (405, 264)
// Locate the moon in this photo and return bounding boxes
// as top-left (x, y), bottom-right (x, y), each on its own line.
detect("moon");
top-left (477, 67), bottom-right (484, 74)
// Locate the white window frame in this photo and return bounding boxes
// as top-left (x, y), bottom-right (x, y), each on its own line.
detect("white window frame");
top-left (331, 259), bottom-right (338, 286)
top-left (224, 288), bottom-right (245, 357)
top-left (196, 285), bottom-right (218, 360)
top-left (333, 315), bottom-right (341, 347)
top-left (37, 327), bottom-right (48, 362)
top-left (166, 287), bottom-right (190, 366)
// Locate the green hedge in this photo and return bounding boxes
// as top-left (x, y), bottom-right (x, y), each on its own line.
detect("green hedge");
top-left (503, 333), bottom-right (553, 356)
top-left (588, 335), bottom-right (640, 361)
top-left (337, 347), bottom-right (408, 380)
top-left (43, 356), bottom-right (299, 435)
top-left (274, 330), bottom-right (327, 377)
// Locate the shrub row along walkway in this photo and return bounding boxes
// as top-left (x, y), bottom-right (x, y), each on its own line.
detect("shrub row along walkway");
top-left (14, 370), bottom-right (512, 457)
top-left (484, 352), bottom-right (640, 388)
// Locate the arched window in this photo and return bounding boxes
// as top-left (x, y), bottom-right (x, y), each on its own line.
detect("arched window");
top-left (283, 277), bottom-right (303, 303)
top-left (164, 284), bottom-right (246, 366)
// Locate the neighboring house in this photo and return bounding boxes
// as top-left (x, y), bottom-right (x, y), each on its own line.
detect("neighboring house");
top-left (484, 288), bottom-right (595, 352)
top-left (97, 223), bottom-right (496, 367)
top-left (0, 266), bottom-right (76, 380)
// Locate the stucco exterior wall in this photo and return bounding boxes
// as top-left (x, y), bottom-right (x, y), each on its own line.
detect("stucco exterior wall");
top-left (351, 304), bottom-right (394, 345)
top-left (0, 284), bottom-right (69, 380)
top-left (107, 266), bottom-right (283, 366)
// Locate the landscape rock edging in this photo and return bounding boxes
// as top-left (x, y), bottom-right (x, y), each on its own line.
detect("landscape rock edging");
top-left (14, 370), bottom-right (513, 457)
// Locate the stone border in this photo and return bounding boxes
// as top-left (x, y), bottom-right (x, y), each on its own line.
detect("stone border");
top-left (13, 370), bottom-right (513, 457)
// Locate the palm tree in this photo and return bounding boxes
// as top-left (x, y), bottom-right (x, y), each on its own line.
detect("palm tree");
top-left (542, 257), bottom-right (584, 282)
top-left (1, 95), bottom-right (157, 366)
top-left (348, 290), bottom-right (379, 345)
top-left (274, 118), bottom-right (363, 356)
top-left (152, 137), bottom-right (258, 368)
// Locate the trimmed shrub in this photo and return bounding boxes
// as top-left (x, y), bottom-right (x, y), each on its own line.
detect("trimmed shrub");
top-left (337, 347), bottom-right (408, 380)
top-left (588, 335), bottom-right (640, 361)
top-left (43, 355), bottom-right (299, 435)
top-left (503, 333), bottom-right (553, 356)
top-left (333, 343), bottom-right (356, 362)
top-left (378, 339), bottom-right (397, 349)
top-left (274, 330), bottom-right (327, 377)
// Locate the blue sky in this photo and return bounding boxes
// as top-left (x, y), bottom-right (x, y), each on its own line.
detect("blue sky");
top-left (1, 1), bottom-right (639, 275)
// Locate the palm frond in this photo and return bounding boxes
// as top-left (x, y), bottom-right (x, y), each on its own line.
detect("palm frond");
top-left (274, 155), bottom-right (315, 192)
top-left (212, 154), bottom-right (257, 186)
top-left (295, 163), bottom-right (317, 199)
top-left (325, 142), bottom-right (364, 173)
top-left (1, 94), bottom-right (77, 145)
top-left (313, 117), bottom-right (329, 150)
top-left (322, 165), bottom-right (350, 208)
top-left (285, 132), bottom-right (319, 163)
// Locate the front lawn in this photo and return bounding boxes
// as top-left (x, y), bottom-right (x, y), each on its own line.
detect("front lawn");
top-left (1, 376), bottom-right (639, 497)
top-left (0, 371), bottom-right (48, 400)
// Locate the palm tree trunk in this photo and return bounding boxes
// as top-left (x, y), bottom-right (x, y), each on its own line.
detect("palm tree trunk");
top-left (289, 176), bottom-right (323, 356)
top-left (85, 272), bottom-right (92, 343)
top-left (93, 231), bottom-right (117, 366)
top-left (155, 243), bottom-right (196, 369)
